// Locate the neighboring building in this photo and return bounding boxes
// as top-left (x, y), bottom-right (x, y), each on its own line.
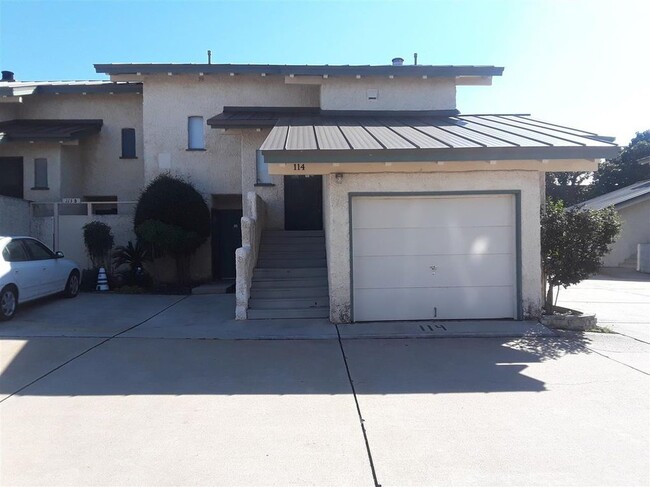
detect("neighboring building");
top-left (1, 61), bottom-right (619, 323)
top-left (578, 180), bottom-right (650, 268)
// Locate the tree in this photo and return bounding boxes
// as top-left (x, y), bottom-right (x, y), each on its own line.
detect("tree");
top-left (541, 199), bottom-right (620, 313)
top-left (590, 130), bottom-right (650, 197)
top-left (545, 171), bottom-right (592, 206)
top-left (82, 221), bottom-right (114, 269)
top-left (134, 174), bottom-right (210, 285)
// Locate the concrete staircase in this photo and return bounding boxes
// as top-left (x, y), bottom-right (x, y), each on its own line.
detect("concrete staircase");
top-left (620, 254), bottom-right (638, 270)
top-left (248, 230), bottom-right (329, 319)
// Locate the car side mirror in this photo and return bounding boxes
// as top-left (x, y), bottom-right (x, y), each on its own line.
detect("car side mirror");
top-left (55, 251), bottom-right (65, 258)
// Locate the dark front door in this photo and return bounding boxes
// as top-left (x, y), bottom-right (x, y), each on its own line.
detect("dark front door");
top-left (211, 209), bottom-right (243, 279)
top-left (0, 157), bottom-right (24, 199)
top-left (284, 175), bottom-right (323, 230)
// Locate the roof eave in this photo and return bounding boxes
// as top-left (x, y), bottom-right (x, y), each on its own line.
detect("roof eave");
top-left (262, 146), bottom-right (620, 164)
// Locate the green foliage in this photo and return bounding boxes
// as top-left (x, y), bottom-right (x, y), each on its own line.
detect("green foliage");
top-left (590, 130), bottom-right (650, 197)
top-left (541, 199), bottom-right (621, 312)
top-left (133, 174), bottom-right (210, 284)
top-left (82, 221), bottom-right (114, 269)
top-left (545, 129), bottom-right (650, 205)
top-left (112, 240), bottom-right (152, 271)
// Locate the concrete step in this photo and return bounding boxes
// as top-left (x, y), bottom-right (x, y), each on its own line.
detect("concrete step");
top-left (263, 230), bottom-right (324, 237)
top-left (262, 236), bottom-right (325, 245)
top-left (258, 254), bottom-right (327, 260)
top-left (254, 267), bottom-right (327, 278)
top-left (250, 286), bottom-right (329, 299)
top-left (249, 296), bottom-right (330, 309)
top-left (251, 277), bottom-right (328, 288)
top-left (247, 307), bottom-right (330, 319)
top-left (257, 259), bottom-right (327, 269)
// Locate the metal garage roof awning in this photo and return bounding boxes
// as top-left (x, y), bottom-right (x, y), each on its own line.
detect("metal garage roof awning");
top-left (0, 119), bottom-right (103, 143)
top-left (236, 111), bottom-right (619, 163)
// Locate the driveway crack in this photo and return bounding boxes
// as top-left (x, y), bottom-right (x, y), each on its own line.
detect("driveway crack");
top-left (335, 324), bottom-right (381, 487)
top-left (0, 295), bottom-right (189, 404)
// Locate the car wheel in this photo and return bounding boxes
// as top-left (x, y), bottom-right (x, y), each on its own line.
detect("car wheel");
top-left (64, 271), bottom-right (80, 298)
top-left (0, 286), bottom-right (18, 321)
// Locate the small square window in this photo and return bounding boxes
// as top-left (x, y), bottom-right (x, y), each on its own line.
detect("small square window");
top-left (121, 128), bottom-right (136, 158)
top-left (34, 158), bottom-right (48, 189)
top-left (188, 116), bottom-right (205, 150)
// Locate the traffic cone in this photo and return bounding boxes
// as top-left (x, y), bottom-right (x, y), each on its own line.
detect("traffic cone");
top-left (96, 267), bottom-right (109, 291)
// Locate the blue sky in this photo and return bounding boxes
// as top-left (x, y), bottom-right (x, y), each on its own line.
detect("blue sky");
top-left (1, 0), bottom-right (647, 144)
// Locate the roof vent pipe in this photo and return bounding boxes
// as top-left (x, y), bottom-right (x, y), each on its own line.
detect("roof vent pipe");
top-left (1, 71), bottom-right (15, 82)
top-left (391, 57), bottom-right (404, 66)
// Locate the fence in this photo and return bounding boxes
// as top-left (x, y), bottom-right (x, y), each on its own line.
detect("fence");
top-left (30, 201), bottom-right (137, 269)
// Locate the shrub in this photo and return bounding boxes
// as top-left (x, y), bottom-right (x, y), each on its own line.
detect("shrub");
top-left (134, 174), bottom-right (210, 284)
top-left (82, 221), bottom-right (114, 269)
top-left (541, 199), bottom-right (621, 313)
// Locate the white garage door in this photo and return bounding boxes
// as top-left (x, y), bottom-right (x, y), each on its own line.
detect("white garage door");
top-left (352, 194), bottom-right (517, 321)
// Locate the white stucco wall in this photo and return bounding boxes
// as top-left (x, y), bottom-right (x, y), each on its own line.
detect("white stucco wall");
top-left (142, 75), bottom-right (319, 199)
top-left (603, 198), bottom-right (650, 267)
top-left (17, 93), bottom-right (144, 201)
top-left (320, 77), bottom-right (456, 111)
top-left (323, 170), bottom-right (543, 323)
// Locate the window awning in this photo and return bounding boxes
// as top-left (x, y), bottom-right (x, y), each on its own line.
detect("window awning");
top-left (0, 119), bottom-right (103, 143)
top-left (255, 113), bottom-right (618, 163)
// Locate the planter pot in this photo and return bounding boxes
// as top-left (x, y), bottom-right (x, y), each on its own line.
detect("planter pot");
top-left (540, 306), bottom-right (598, 331)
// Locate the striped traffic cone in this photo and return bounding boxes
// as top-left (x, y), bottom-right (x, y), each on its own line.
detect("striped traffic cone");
top-left (96, 267), bottom-right (109, 291)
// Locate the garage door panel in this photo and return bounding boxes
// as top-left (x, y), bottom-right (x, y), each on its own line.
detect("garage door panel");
top-left (352, 226), bottom-right (514, 257)
top-left (354, 286), bottom-right (515, 321)
top-left (351, 194), bottom-right (517, 321)
top-left (352, 196), bottom-right (514, 229)
top-left (353, 254), bottom-right (514, 288)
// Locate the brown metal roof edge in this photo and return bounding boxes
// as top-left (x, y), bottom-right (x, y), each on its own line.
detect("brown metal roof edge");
top-left (95, 63), bottom-right (504, 78)
top-left (261, 145), bottom-right (621, 164)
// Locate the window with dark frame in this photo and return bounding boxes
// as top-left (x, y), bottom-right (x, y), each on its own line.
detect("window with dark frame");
top-left (121, 128), bottom-right (136, 158)
top-left (34, 158), bottom-right (48, 189)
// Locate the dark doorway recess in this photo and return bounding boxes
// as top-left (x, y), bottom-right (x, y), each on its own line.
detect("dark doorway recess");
top-left (0, 157), bottom-right (24, 199)
top-left (284, 175), bottom-right (323, 230)
top-left (211, 208), bottom-right (242, 279)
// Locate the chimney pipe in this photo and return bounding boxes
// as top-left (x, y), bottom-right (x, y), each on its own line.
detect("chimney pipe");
top-left (414, 53), bottom-right (418, 65)
top-left (1, 70), bottom-right (15, 82)
top-left (207, 50), bottom-right (212, 64)
top-left (391, 57), bottom-right (404, 66)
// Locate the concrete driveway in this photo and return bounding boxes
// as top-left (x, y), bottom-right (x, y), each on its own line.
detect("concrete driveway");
top-left (557, 267), bottom-right (650, 342)
top-left (1, 294), bottom-right (648, 486)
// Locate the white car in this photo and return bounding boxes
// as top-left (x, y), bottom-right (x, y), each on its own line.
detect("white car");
top-left (0, 236), bottom-right (81, 321)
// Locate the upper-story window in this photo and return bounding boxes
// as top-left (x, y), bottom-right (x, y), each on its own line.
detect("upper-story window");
top-left (34, 158), bottom-right (48, 189)
top-left (187, 116), bottom-right (205, 150)
top-left (121, 128), bottom-right (136, 158)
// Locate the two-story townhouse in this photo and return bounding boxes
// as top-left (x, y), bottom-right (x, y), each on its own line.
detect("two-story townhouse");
top-left (95, 60), bottom-right (618, 324)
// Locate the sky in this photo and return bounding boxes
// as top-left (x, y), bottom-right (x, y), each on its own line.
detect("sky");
top-left (0, 0), bottom-right (648, 145)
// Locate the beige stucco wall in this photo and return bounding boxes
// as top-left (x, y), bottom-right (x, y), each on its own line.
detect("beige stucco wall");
top-left (17, 93), bottom-right (144, 201)
top-left (323, 170), bottom-right (543, 323)
top-left (320, 77), bottom-right (456, 111)
top-left (603, 198), bottom-right (650, 267)
top-left (0, 103), bottom-right (18, 121)
top-left (0, 143), bottom-right (62, 202)
top-left (0, 195), bottom-right (30, 235)
top-left (142, 75), bottom-right (319, 200)
top-left (240, 129), bottom-right (285, 229)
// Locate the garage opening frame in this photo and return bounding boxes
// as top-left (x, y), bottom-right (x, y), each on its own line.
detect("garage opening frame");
top-left (347, 190), bottom-right (523, 322)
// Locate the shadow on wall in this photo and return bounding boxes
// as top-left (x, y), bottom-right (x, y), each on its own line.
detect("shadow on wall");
top-left (0, 333), bottom-right (593, 398)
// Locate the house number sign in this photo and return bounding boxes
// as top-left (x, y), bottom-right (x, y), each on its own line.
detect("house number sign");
top-left (292, 163), bottom-right (306, 171)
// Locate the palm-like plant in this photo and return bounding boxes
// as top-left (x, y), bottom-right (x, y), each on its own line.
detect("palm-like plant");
top-left (112, 240), bottom-right (152, 273)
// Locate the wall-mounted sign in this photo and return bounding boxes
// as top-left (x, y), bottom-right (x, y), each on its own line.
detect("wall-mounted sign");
top-left (62, 198), bottom-right (81, 203)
